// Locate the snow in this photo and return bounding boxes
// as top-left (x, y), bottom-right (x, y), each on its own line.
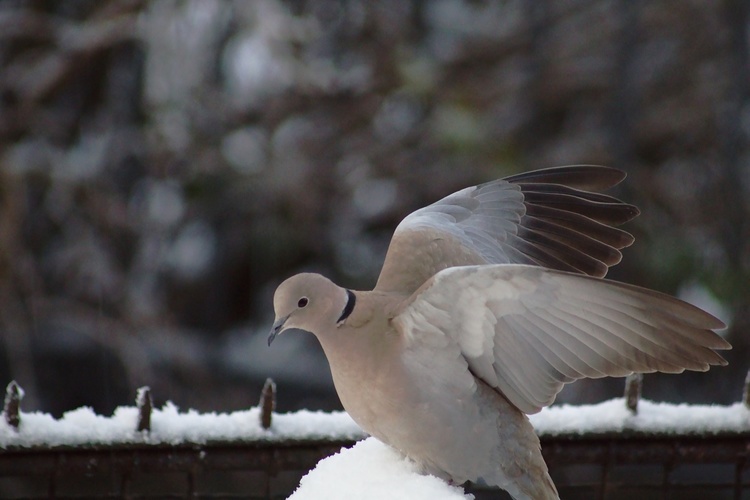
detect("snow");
top-left (290, 437), bottom-right (473, 500)
top-left (288, 400), bottom-right (748, 500)
top-left (0, 398), bottom-right (746, 499)
top-left (135, 386), bottom-right (151, 407)
top-left (530, 399), bottom-right (750, 435)
top-left (1, 397), bottom-right (747, 449)
top-left (0, 403), bottom-right (364, 448)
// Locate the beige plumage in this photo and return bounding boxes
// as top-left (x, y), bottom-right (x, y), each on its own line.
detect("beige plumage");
top-left (268, 166), bottom-right (730, 499)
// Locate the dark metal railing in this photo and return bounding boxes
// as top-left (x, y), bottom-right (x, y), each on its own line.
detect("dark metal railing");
top-left (1, 375), bottom-right (748, 500)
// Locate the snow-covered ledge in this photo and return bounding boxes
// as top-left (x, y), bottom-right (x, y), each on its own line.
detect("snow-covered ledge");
top-left (1, 398), bottom-right (747, 450)
top-left (1, 389), bottom-right (748, 500)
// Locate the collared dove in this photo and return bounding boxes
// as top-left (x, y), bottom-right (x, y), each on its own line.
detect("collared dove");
top-left (268, 166), bottom-right (730, 500)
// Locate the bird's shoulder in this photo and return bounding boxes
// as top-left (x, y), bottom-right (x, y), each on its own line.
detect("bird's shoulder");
top-left (341, 290), bottom-right (408, 330)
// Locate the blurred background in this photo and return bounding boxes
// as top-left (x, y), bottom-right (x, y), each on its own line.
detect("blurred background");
top-left (0, 0), bottom-right (747, 418)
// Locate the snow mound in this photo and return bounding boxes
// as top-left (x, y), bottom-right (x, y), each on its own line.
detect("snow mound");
top-left (289, 437), bottom-right (473, 500)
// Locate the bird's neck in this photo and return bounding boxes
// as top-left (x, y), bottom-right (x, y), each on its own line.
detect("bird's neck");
top-left (315, 291), bottom-right (406, 423)
top-left (317, 292), bottom-right (400, 367)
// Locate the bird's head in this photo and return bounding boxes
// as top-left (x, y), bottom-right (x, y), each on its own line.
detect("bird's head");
top-left (268, 273), bottom-right (350, 346)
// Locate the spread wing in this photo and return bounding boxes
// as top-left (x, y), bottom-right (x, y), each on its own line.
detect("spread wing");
top-left (393, 265), bottom-right (730, 414)
top-left (374, 166), bottom-right (640, 294)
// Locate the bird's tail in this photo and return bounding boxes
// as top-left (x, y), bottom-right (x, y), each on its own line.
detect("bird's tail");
top-left (502, 457), bottom-right (559, 500)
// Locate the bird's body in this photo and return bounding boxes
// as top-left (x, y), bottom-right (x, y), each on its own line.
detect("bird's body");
top-left (323, 295), bottom-right (555, 498)
top-left (269, 166), bottom-right (730, 499)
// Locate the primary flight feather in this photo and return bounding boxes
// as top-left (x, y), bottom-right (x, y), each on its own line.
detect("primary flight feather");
top-left (268, 166), bottom-right (730, 500)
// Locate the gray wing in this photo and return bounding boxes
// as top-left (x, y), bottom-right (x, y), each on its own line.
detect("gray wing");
top-left (375, 166), bottom-right (639, 294)
top-left (393, 264), bottom-right (730, 414)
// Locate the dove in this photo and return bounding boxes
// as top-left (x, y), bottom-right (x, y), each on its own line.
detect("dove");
top-left (268, 165), bottom-right (730, 500)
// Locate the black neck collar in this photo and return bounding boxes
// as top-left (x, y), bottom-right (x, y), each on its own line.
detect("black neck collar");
top-left (337, 289), bottom-right (356, 324)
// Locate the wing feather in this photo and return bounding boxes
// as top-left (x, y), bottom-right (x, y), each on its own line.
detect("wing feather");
top-left (394, 264), bottom-right (729, 414)
top-left (375, 166), bottom-right (638, 294)
top-left (521, 191), bottom-right (639, 225)
top-left (521, 217), bottom-right (623, 265)
top-left (557, 292), bottom-right (727, 358)
top-left (525, 204), bottom-right (636, 248)
top-left (516, 226), bottom-right (611, 275)
top-left (504, 315), bottom-right (586, 380)
top-left (506, 233), bottom-right (589, 274)
top-left (502, 164), bottom-right (626, 189)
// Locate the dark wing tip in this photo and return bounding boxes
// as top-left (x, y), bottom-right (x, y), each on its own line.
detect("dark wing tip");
top-left (498, 165), bottom-right (639, 277)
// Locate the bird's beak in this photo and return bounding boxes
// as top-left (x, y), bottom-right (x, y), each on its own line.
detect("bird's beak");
top-left (268, 316), bottom-right (288, 346)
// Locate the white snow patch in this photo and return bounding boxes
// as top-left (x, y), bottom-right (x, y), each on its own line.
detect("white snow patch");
top-left (1, 398), bottom-right (746, 499)
top-left (289, 437), bottom-right (473, 500)
top-left (530, 399), bottom-right (750, 435)
top-left (0, 404), bottom-right (364, 449)
top-left (2, 398), bottom-right (746, 450)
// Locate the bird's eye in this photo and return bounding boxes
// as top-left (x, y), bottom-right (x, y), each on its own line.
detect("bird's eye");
top-left (297, 297), bottom-right (309, 308)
